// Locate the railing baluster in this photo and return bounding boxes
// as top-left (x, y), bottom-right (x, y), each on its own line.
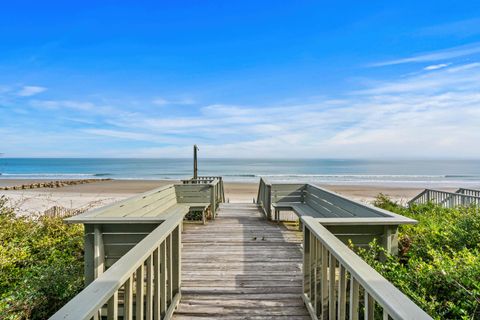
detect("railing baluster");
top-left (311, 233), bottom-right (317, 313)
top-left (124, 276), bottom-right (133, 320)
top-left (316, 239), bottom-right (322, 318)
top-left (146, 255), bottom-right (153, 320)
top-left (328, 254), bottom-right (336, 320)
top-left (303, 226), bottom-right (311, 299)
top-left (107, 291), bottom-right (118, 319)
top-left (172, 225), bottom-right (181, 296)
top-left (364, 290), bottom-right (374, 320)
top-left (167, 234), bottom-right (173, 304)
top-left (135, 264), bottom-right (144, 319)
top-left (160, 240), bottom-right (167, 318)
top-left (154, 248), bottom-right (160, 319)
top-left (337, 264), bottom-right (346, 320)
top-left (321, 244), bottom-right (328, 319)
top-left (349, 277), bottom-right (359, 320)
top-left (383, 309), bottom-right (389, 320)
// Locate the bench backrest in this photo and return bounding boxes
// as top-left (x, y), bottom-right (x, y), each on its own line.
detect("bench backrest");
top-left (271, 184), bottom-right (306, 203)
top-left (174, 184), bottom-right (212, 204)
top-left (94, 185), bottom-right (178, 219)
top-left (304, 184), bottom-right (387, 218)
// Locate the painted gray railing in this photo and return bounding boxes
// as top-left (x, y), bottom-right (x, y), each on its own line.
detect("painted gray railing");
top-left (50, 214), bottom-right (182, 320)
top-left (182, 176), bottom-right (225, 204)
top-left (456, 187), bottom-right (480, 198)
top-left (409, 189), bottom-right (480, 208)
top-left (257, 177), bottom-right (272, 219)
top-left (302, 216), bottom-right (432, 320)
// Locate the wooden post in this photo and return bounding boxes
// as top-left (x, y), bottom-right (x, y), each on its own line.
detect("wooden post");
top-left (303, 225), bottom-right (311, 299)
top-left (193, 145), bottom-right (199, 179)
top-left (210, 184), bottom-right (216, 219)
top-left (172, 225), bottom-right (181, 296)
top-left (93, 225), bottom-right (104, 279)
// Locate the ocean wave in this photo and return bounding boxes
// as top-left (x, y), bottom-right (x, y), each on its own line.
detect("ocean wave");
top-left (261, 174), bottom-right (448, 178)
top-left (93, 173), bottom-right (112, 177)
top-left (445, 175), bottom-right (477, 178)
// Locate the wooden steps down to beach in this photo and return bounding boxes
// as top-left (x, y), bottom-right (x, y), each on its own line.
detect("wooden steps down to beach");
top-left (173, 203), bottom-right (310, 319)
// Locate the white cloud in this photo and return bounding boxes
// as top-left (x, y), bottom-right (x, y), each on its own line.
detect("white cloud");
top-left (130, 61), bottom-right (480, 158)
top-left (82, 128), bottom-right (194, 145)
top-left (31, 99), bottom-right (95, 110)
top-left (152, 97), bottom-right (195, 106)
top-left (3, 59), bottom-right (480, 158)
top-left (17, 86), bottom-right (47, 97)
top-left (371, 42), bottom-right (480, 67)
top-left (152, 98), bottom-right (169, 106)
top-left (83, 129), bottom-right (156, 141)
top-left (424, 63), bottom-right (450, 71)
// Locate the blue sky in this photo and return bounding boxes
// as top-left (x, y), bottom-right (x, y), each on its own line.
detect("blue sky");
top-left (1, 1), bottom-right (480, 158)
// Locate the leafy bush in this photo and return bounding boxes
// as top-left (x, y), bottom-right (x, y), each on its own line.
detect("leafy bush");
top-left (184, 209), bottom-right (204, 221)
top-left (362, 195), bottom-right (480, 319)
top-left (0, 196), bottom-right (84, 319)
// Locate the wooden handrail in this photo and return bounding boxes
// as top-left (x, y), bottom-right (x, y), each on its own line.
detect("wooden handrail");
top-left (407, 189), bottom-right (428, 205)
top-left (50, 214), bottom-right (183, 320)
top-left (256, 178), bottom-right (272, 219)
top-left (456, 187), bottom-right (480, 198)
top-left (409, 189), bottom-right (480, 208)
top-left (302, 216), bottom-right (432, 320)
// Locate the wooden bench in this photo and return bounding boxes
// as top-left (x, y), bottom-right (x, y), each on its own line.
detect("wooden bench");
top-left (270, 183), bottom-right (416, 254)
top-left (66, 184), bottom-right (213, 284)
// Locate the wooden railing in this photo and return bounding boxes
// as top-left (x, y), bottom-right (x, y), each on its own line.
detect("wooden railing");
top-left (209, 178), bottom-right (223, 218)
top-left (302, 216), bottom-right (432, 320)
top-left (257, 178), bottom-right (272, 219)
top-left (50, 214), bottom-right (183, 320)
top-left (456, 187), bottom-right (480, 198)
top-left (409, 189), bottom-right (480, 208)
top-left (182, 176), bottom-right (225, 204)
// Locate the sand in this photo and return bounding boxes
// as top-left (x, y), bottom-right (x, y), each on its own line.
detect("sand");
top-left (0, 179), bottom-right (458, 215)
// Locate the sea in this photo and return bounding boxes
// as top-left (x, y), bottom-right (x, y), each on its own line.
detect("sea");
top-left (0, 158), bottom-right (479, 187)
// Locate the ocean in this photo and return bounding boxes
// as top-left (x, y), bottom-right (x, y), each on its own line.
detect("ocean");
top-left (1, 158), bottom-right (480, 187)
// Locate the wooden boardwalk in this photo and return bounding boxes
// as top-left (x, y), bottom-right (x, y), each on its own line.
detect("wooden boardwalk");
top-left (173, 203), bottom-right (310, 319)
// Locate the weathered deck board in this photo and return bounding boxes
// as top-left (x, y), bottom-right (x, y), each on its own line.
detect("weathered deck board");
top-left (173, 203), bottom-right (309, 319)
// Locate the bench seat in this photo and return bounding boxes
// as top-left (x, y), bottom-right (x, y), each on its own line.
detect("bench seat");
top-left (272, 202), bottom-right (330, 220)
top-left (67, 202), bottom-right (210, 224)
top-left (182, 202), bottom-right (211, 224)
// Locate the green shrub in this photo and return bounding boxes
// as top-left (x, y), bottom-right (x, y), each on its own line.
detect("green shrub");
top-left (361, 194), bottom-right (480, 319)
top-left (184, 209), bottom-right (204, 221)
top-left (0, 196), bottom-right (84, 319)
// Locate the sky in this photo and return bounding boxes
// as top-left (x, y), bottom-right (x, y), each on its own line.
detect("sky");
top-left (1, 1), bottom-right (480, 158)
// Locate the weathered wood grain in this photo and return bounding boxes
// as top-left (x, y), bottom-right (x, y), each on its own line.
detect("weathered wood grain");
top-left (173, 203), bottom-right (309, 319)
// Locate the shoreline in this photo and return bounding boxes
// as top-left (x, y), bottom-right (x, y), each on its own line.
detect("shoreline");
top-left (0, 178), bottom-right (467, 216)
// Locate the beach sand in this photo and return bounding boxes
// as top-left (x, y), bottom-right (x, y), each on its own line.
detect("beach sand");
top-left (0, 179), bottom-right (456, 215)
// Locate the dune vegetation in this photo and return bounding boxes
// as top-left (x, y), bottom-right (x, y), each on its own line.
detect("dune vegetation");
top-left (362, 194), bottom-right (480, 320)
top-left (0, 197), bottom-right (84, 319)
top-left (1, 193), bottom-right (479, 319)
